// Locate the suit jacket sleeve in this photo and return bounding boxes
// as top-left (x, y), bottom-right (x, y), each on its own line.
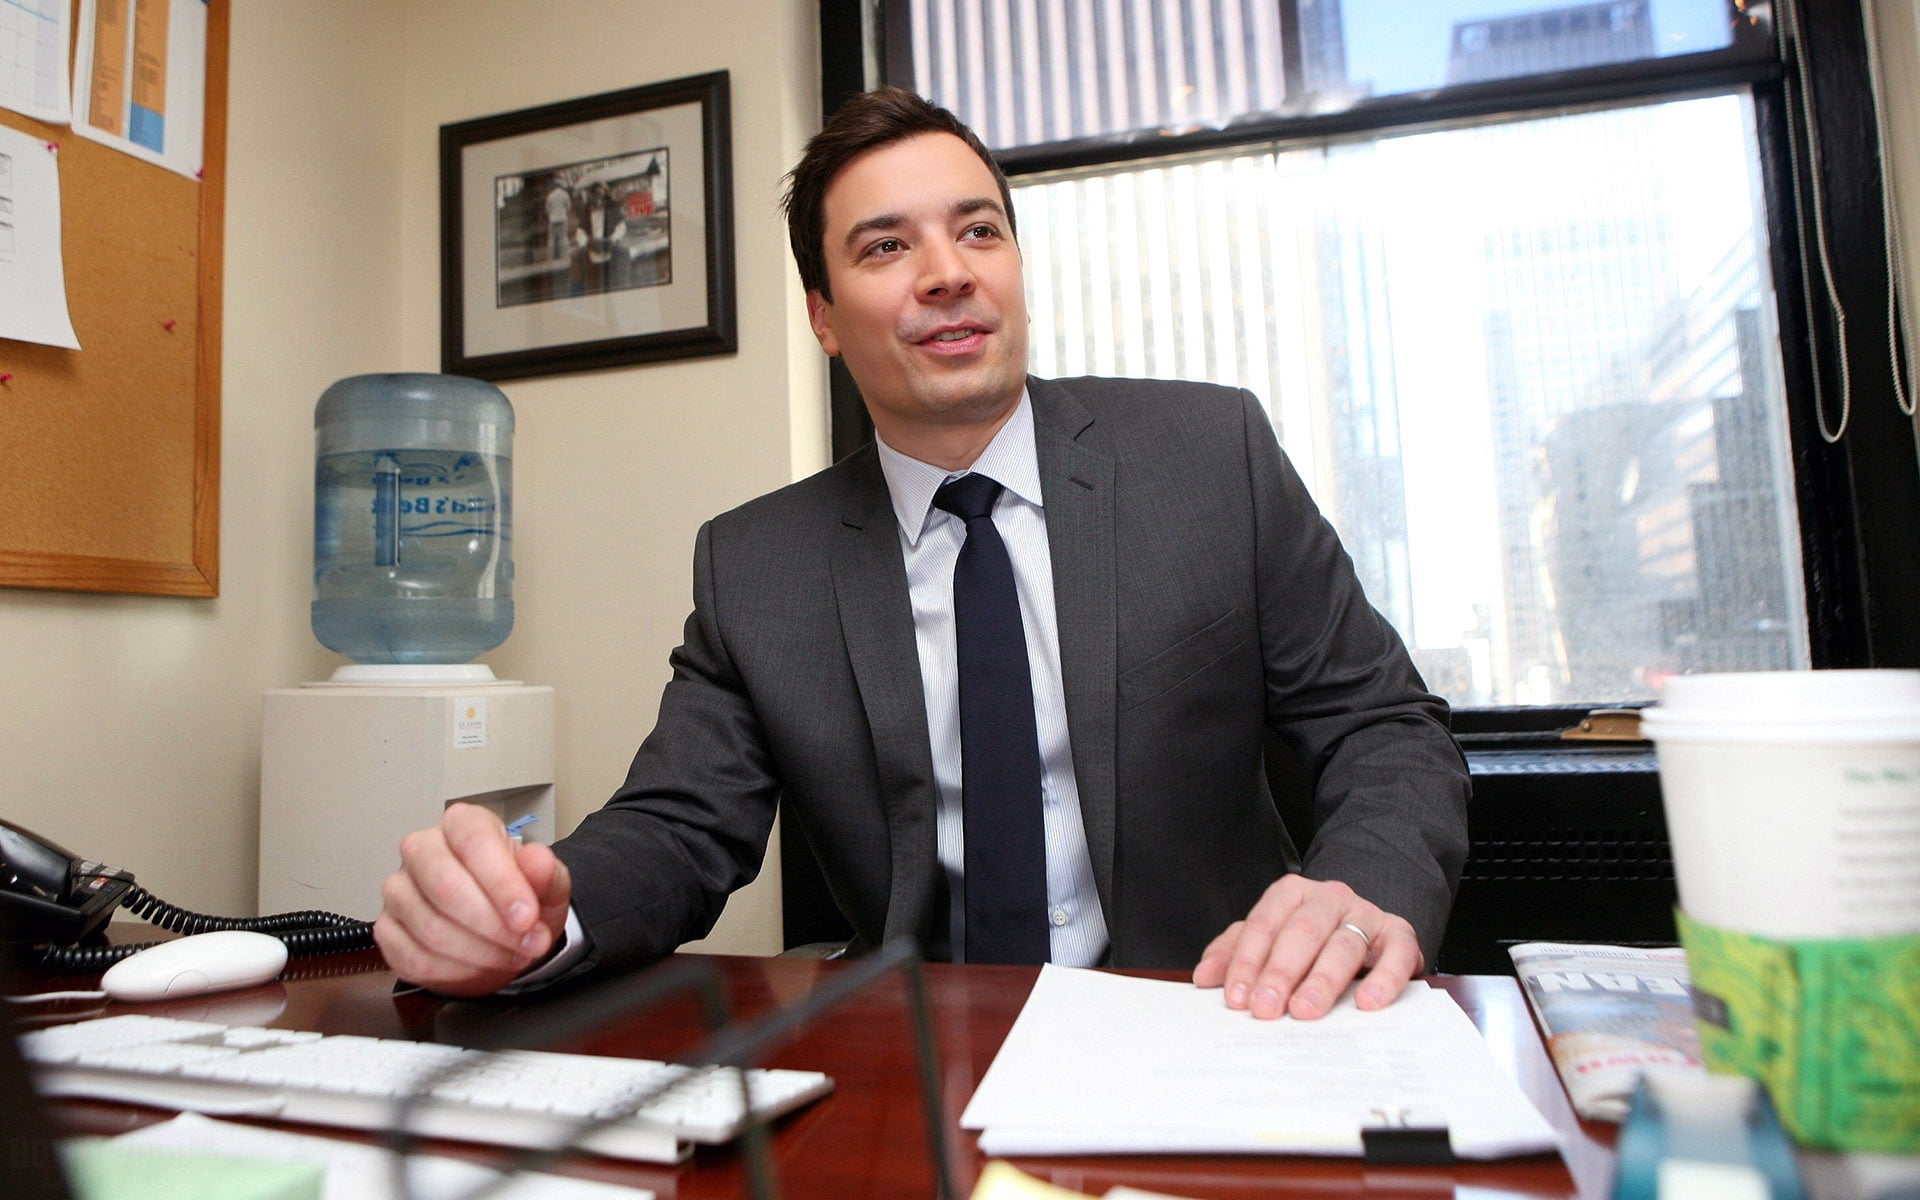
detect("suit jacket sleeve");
top-left (548, 519), bottom-right (780, 979)
top-left (1241, 392), bottom-right (1470, 961)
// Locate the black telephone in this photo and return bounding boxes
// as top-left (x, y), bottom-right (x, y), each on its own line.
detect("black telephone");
top-left (0, 819), bottom-right (135, 949)
top-left (0, 817), bottom-right (374, 971)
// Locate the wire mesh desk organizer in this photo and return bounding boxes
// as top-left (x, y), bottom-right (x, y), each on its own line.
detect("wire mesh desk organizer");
top-left (383, 937), bottom-right (959, 1200)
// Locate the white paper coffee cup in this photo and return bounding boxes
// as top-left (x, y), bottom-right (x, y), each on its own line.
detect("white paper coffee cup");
top-left (1642, 670), bottom-right (1920, 939)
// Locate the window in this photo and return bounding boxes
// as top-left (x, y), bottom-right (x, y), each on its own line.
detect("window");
top-left (824, 0), bottom-right (1920, 714)
top-left (1013, 96), bottom-right (1804, 706)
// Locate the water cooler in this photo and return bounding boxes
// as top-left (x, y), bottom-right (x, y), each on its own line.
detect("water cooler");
top-left (258, 375), bottom-right (555, 921)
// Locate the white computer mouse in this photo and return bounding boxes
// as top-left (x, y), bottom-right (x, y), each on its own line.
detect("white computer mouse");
top-left (100, 931), bottom-right (289, 1002)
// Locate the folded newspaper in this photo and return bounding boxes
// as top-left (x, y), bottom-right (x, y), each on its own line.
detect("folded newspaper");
top-left (1508, 942), bottom-right (1703, 1122)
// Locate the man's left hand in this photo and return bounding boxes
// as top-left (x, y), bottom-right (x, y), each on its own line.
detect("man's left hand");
top-left (1192, 876), bottom-right (1422, 1020)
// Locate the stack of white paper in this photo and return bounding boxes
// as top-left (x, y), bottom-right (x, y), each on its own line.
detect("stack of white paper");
top-left (960, 966), bottom-right (1560, 1160)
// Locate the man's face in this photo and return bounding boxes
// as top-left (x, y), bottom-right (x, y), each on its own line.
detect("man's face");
top-left (806, 133), bottom-right (1029, 446)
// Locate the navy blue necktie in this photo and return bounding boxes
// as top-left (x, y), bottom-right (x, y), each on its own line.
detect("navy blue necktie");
top-left (933, 473), bottom-right (1050, 965)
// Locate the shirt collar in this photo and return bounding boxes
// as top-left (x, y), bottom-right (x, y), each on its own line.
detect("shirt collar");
top-left (875, 388), bottom-right (1042, 547)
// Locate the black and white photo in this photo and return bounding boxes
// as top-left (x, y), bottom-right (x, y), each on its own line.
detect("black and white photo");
top-left (493, 148), bottom-right (671, 308)
top-left (440, 72), bottom-right (733, 381)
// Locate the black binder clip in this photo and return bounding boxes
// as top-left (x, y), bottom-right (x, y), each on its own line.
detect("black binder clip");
top-left (1361, 1104), bottom-right (1455, 1166)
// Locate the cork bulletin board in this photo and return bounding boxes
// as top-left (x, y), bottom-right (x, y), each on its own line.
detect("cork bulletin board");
top-left (0, 0), bottom-right (228, 597)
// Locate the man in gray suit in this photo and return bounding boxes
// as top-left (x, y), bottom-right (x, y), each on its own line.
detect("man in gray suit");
top-left (375, 89), bottom-right (1469, 1021)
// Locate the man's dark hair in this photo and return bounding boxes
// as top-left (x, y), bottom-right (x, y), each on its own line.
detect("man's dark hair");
top-left (782, 87), bottom-right (1016, 302)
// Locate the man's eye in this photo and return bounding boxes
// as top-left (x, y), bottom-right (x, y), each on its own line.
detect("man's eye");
top-left (963, 224), bottom-right (997, 240)
top-left (866, 238), bottom-right (904, 257)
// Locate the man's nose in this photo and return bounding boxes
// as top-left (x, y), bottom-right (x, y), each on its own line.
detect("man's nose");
top-left (918, 241), bottom-right (975, 300)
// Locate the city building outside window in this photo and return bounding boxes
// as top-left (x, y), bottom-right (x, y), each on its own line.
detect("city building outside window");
top-left (826, 0), bottom-right (1919, 718)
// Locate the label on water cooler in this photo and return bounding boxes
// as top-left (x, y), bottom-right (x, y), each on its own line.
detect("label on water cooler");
top-left (453, 697), bottom-right (488, 748)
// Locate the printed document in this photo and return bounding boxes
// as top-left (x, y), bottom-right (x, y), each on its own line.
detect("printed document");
top-left (71, 0), bottom-right (206, 179)
top-left (961, 965), bottom-right (1559, 1160)
top-left (0, 123), bottom-right (81, 349)
top-left (0, 0), bottom-right (72, 124)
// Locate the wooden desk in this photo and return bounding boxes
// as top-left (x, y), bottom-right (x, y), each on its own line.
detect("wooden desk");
top-left (38, 952), bottom-right (1618, 1198)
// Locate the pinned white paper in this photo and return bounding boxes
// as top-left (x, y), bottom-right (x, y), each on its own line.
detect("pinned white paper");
top-left (0, 124), bottom-right (81, 349)
top-left (71, 0), bottom-right (206, 180)
top-left (0, 0), bottom-right (73, 125)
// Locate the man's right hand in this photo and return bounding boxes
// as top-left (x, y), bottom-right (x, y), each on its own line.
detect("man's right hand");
top-left (373, 802), bottom-right (572, 996)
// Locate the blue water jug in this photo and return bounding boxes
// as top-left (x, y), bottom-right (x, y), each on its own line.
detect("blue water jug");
top-left (311, 374), bottom-right (514, 664)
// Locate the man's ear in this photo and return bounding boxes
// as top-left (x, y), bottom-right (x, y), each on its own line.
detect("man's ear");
top-left (805, 290), bottom-right (840, 358)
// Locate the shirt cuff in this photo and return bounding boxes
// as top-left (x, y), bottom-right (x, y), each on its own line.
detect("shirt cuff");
top-left (498, 907), bottom-right (589, 994)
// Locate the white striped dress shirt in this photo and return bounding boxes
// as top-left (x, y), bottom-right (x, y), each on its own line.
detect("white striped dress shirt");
top-left (875, 391), bottom-right (1110, 966)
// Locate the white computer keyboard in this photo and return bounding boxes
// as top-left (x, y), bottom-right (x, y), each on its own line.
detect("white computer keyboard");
top-left (18, 1013), bottom-right (833, 1164)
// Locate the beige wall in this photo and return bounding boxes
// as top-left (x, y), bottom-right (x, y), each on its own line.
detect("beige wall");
top-left (0, 0), bottom-right (824, 956)
top-left (389, 0), bottom-right (826, 953)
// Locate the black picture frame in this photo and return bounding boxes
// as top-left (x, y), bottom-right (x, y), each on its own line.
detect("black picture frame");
top-left (440, 71), bottom-right (735, 382)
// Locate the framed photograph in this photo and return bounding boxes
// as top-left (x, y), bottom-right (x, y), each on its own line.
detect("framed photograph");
top-left (440, 71), bottom-right (734, 381)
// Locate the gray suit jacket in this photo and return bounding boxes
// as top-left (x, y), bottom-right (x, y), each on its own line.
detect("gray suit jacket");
top-left (553, 376), bottom-right (1469, 975)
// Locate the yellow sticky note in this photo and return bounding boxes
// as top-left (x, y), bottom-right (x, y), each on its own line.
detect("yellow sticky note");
top-left (969, 1160), bottom-right (1094, 1200)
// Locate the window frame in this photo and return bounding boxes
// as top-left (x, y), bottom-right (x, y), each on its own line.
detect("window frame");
top-left (818, 0), bottom-right (1920, 711)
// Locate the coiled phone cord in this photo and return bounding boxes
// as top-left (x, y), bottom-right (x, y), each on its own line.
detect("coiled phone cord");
top-left (35, 885), bottom-right (375, 973)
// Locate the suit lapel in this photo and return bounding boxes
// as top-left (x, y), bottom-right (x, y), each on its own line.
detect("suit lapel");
top-left (828, 450), bottom-right (942, 944)
top-left (1030, 380), bottom-right (1120, 912)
